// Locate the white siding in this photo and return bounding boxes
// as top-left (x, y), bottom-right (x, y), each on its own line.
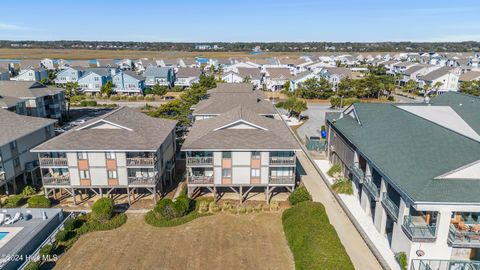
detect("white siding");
top-left (232, 152), bottom-right (250, 166)
top-left (232, 167), bottom-right (250, 184)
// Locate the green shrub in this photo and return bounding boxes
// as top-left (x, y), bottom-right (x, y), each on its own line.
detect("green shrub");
top-left (39, 244), bottom-right (54, 257)
top-left (172, 200), bottom-right (188, 217)
top-left (137, 96), bottom-right (145, 101)
top-left (288, 186), bottom-right (312, 205)
top-left (396, 252), bottom-right (408, 270)
top-left (63, 218), bottom-right (82, 231)
top-left (175, 195), bottom-right (191, 212)
top-left (198, 200), bottom-right (209, 213)
top-left (387, 95), bottom-right (395, 101)
top-left (110, 96), bottom-right (120, 101)
top-left (145, 96), bottom-right (155, 101)
top-left (283, 202), bottom-right (354, 270)
top-left (127, 96), bottom-right (137, 101)
top-left (78, 213), bottom-right (127, 233)
top-left (23, 261), bottom-right (40, 270)
top-left (55, 230), bottom-right (75, 242)
top-left (270, 201), bottom-right (280, 211)
top-left (27, 195), bottom-right (51, 208)
top-left (332, 178), bottom-right (353, 195)
top-left (154, 199), bottom-right (177, 220)
top-left (79, 100), bottom-right (98, 107)
top-left (327, 164), bottom-right (342, 177)
top-left (330, 96), bottom-right (360, 108)
top-left (208, 201), bottom-right (221, 213)
top-left (145, 210), bottom-right (207, 227)
top-left (321, 125), bottom-right (326, 131)
top-left (22, 185), bottom-right (36, 196)
top-left (3, 195), bottom-right (25, 208)
top-left (91, 198), bottom-right (114, 222)
top-left (120, 95), bottom-right (128, 100)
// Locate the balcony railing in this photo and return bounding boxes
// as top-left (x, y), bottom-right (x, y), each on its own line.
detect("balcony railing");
top-left (269, 157), bottom-right (296, 165)
top-left (187, 157), bottom-right (214, 166)
top-left (381, 192), bottom-right (400, 221)
top-left (410, 259), bottom-right (480, 270)
top-left (39, 157), bottom-right (68, 167)
top-left (128, 175), bottom-right (157, 186)
top-left (188, 175), bottom-right (214, 184)
top-left (402, 215), bottom-right (437, 242)
top-left (126, 157), bottom-right (155, 167)
top-left (349, 164), bottom-right (364, 183)
top-left (448, 224), bottom-right (480, 248)
top-left (269, 176), bottom-right (295, 184)
top-left (43, 175), bottom-right (70, 186)
top-left (363, 177), bottom-right (379, 199)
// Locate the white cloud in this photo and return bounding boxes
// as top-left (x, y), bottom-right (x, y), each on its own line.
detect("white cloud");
top-left (0, 23), bottom-right (30, 31)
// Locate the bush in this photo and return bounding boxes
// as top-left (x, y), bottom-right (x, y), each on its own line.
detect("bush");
top-left (330, 96), bottom-right (360, 108)
top-left (145, 210), bottom-right (207, 227)
top-left (396, 252), bottom-right (408, 270)
top-left (39, 244), bottom-right (54, 257)
top-left (387, 95), bottom-right (395, 101)
top-left (327, 164), bottom-right (342, 177)
top-left (127, 96), bottom-right (137, 101)
top-left (120, 95), bottom-right (128, 100)
top-left (91, 198), bottom-right (114, 222)
top-left (332, 178), bottom-right (353, 195)
top-left (209, 202), bottom-right (221, 213)
top-left (78, 213), bottom-right (127, 233)
top-left (283, 202), bottom-right (354, 270)
top-left (79, 100), bottom-right (98, 107)
top-left (27, 195), bottom-right (51, 208)
top-left (198, 200), bottom-right (209, 213)
top-left (137, 96), bottom-right (144, 101)
top-left (110, 95), bottom-right (120, 101)
top-left (288, 186), bottom-right (312, 205)
top-left (23, 261), bottom-right (40, 270)
top-left (145, 95), bottom-right (155, 101)
top-left (175, 195), bottom-right (191, 213)
top-left (63, 218), bottom-right (82, 231)
top-left (22, 185), bottom-right (36, 196)
top-left (3, 195), bottom-right (25, 208)
top-left (55, 230), bottom-right (75, 242)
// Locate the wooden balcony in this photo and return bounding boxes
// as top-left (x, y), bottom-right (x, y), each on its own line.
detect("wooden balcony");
top-left (269, 157), bottom-right (296, 166)
top-left (126, 157), bottom-right (155, 167)
top-left (269, 176), bottom-right (295, 185)
top-left (188, 175), bottom-right (214, 184)
top-left (187, 157), bottom-right (213, 166)
top-left (39, 158), bottom-right (68, 167)
top-left (128, 175), bottom-right (158, 186)
top-left (43, 175), bottom-right (70, 186)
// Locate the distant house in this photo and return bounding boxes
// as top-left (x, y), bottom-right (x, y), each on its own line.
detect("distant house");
top-left (97, 59), bottom-right (117, 68)
top-left (144, 66), bottom-right (175, 87)
top-left (78, 68), bottom-right (113, 94)
top-left (134, 59), bottom-right (157, 73)
top-left (401, 65), bottom-right (440, 86)
top-left (289, 71), bottom-right (317, 92)
top-left (11, 68), bottom-right (48, 82)
top-left (18, 60), bottom-right (40, 70)
top-left (178, 58), bottom-right (198, 68)
top-left (222, 68), bottom-right (262, 88)
top-left (175, 68), bottom-right (201, 88)
top-left (117, 59), bottom-right (133, 70)
top-left (418, 67), bottom-right (460, 92)
top-left (40, 58), bottom-right (56, 70)
top-left (319, 67), bottom-right (352, 89)
top-left (112, 70), bottom-right (145, 95)
top-left (264, 68), bottom-right (293, 91)
top-left (54, 66), bottom-right (84, 84)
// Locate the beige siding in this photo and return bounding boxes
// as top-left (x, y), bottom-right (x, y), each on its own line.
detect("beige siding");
top-left (232, 167), bottom-right (250, 184)
top-left (69, 168), bottom-right (80, 186)
top-left (90, 167), bottom-right (108, 185)
top-left (232, 151), bottom-right (250, 166)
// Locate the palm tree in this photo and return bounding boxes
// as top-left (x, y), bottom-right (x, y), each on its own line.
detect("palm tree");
top-left (64, 82), bottom-right (79, 120)
top-left (433, 82), bottom-right (443, 94)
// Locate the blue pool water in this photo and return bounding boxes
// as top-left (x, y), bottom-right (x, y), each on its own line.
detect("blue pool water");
top-left (0, 232), bottom-right (9, 240)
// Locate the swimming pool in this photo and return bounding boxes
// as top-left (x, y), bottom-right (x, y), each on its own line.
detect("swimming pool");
top-left (0, 232), bottom-right (9, 240)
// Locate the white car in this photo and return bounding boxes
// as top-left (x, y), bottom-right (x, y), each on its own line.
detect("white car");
top-left (54, 128), bottom-right (66, 134)
top-left (71, 119), bottom-right (86, 126)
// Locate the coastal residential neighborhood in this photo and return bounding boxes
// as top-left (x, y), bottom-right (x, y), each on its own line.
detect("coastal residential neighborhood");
top-left (2, 1), bottom-right (480, 270)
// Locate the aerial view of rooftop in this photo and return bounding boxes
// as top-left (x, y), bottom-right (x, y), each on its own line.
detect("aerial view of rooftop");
top-left (1, 0), bottom-right (480, 269)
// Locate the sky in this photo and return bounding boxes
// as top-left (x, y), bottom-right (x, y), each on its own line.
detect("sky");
top-left (1, 0), bottom-right (480, 42)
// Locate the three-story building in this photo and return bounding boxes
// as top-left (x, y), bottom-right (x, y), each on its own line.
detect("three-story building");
top-left (32, 106), bottom-right (177, 204)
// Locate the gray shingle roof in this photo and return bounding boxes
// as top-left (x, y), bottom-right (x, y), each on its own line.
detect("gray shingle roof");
top-left (32, 107), bottom-right (177, 152)
top-left (237, 68), bottom-right (262, 80)
top-left (176, 68), bottom-right (201, 78)
top-left (144, 66), bottom-right (172, 77)
top-left (419, 66), bottom-right (453, 81)
top-left (0, 81), bottom-right (63, 99)
top-left (83, 68), bottom-right (111, 77)
top-left (328, 93), bottom-right (480, 204)
top-left (183, 106), bottom-right (299, 150)
top-left (459, 71), bottom-right (480, 82)
top-left (0, 109), bottom-right (56, 146)
top-left (194, 91), bottom-right (275, 116)
top-left (122, 70), bottom-right (145, 81)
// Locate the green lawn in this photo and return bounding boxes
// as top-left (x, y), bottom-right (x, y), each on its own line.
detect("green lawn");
top-left (282, 201), bottom-right (354, 270)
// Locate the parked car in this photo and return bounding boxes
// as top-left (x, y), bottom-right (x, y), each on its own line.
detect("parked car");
top-left (54, 128), bottom-right (66, 135)
top-left (71, 119), bottom-right (86, 126)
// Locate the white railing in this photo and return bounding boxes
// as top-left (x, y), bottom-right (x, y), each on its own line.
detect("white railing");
top-left (269, 157), bottom-right (296, 165)
top-left (42, 175), bottom-right (70, 186)
top-left (126, 157), bottom-right (155, 166)
top-left (187, 157), bottom-right (214, 166)
top-left (269, 176), bottom-right (295, 184)
top-left (128, 175), bottom-right (157, 186)
top-left (189, 175), bottom-right (214, 184)
top-left (39, 158), bottom-right (68, 167)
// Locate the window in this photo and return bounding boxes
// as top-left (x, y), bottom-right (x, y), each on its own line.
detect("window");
top-left (107, 170), bottom-right (117, 179)
top-left (252, 151), bottom-right (261, 160)
top-left (222, 152), bottom-right (232, 159)
top-left (94, 77), bottom-right (99, 81)
top-left (251, 169), bottom-right (260, 178)
top-left (9, 141), bottom-right (17, 150)
top-left (106, 152), bottom-right (116, 160)
top-left (13, 158), bottom-right (20, 168)
top-left (77, 152), bottom-right (88, 160)
top-left (222, 169), bottom-right (232, 178)
top-left (79, 170), bottom-right (90, 179)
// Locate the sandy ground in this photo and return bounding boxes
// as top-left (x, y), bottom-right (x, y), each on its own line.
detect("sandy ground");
top-left (54, 212), bottom-right (294, 270)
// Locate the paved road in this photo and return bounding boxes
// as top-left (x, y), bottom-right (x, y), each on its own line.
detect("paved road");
top-left (392, 93), bottom-right (423, 103)
top-left (297, 104), bottom-right (340, 141)
top-left (296, 151), bottom-right (384, 270)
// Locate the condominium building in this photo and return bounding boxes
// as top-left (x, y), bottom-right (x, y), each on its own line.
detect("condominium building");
top-left (31, 107), bottom-right (177, 204)
top-left (0, 109), bottom-right (56, 194)
top-left (182, 103), bottom-right (300, 202)
top-left (0, 81), bottom-right (65, 120)
top-left (325, 92), bottom-right (480, 269)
